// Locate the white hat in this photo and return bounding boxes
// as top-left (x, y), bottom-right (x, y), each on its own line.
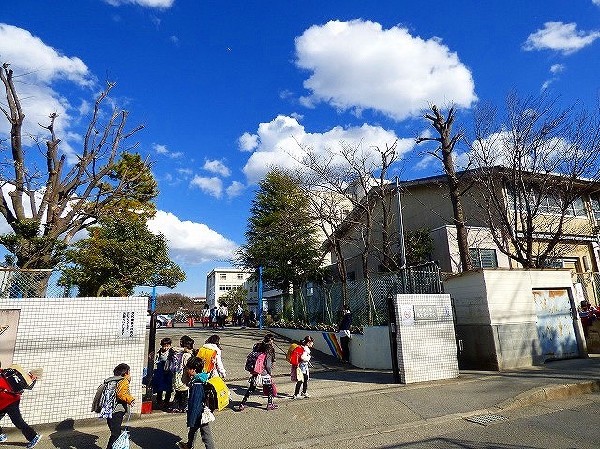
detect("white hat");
top-left (7, 364), bottom-right (35, 387)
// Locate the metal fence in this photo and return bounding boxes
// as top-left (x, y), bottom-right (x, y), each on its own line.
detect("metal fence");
top-left (292, 264), bottom-right (443, 327)
top-left (0, 268), bottom-right (75, 298)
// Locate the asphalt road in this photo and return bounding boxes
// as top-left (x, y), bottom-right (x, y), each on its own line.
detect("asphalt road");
top-left (9, 325), bottom-right (600, 449)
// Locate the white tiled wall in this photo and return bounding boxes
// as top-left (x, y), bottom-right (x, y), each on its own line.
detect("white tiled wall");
top-left (394, 294), bottom-right (459, 384)
top-left (0, 297), bottom-right (147, 427)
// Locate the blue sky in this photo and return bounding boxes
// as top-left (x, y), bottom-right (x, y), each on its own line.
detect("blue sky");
top-left (1, 0), bottom-right (600, 296)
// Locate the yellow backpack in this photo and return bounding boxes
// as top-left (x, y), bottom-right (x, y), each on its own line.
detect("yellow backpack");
top-left (196, 346), bottom-right (217, 373)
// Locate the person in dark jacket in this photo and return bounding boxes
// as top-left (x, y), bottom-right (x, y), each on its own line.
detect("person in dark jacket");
top-left (152, 337), bottom-right (174, 409)
top-left (338, 305), bottom-right (352, 363)
top-left (177, 357), bottom-right (215, 449)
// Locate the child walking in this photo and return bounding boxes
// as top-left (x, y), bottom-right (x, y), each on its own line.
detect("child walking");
top-left (0, 365), bottom-right (42, 448)
top-left (176, 357), bottom-right (216, 449)
top-left (237, 334), bottom-right (277, 411)
top-left (105, 363), bottom-right (135, 449)
top-left (292, 336), bottom-right (314, 399)
top-left (153, 337), bottom-right (174, 409)
top-left (169, 335), bottom-right (195, 413)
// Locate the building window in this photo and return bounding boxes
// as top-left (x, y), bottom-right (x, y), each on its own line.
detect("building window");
top-left (237, 273), bottom-right (244, 280)
top-left (219, 273), bottom-right (227, 280)
top-left (469, 248), bottom-right (498, 268)
top-left (591, 196), bottom-right (600, 221)
top-left (567, 197), bottom-right (587, 217)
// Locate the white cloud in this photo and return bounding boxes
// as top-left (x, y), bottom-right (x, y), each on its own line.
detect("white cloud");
top-left (104, 0), bottom-right (175, 7)
top-left (241, 115), bottom-right (412, 184)
top-left (294, 20), bottom-right (477, 121)
top-left (190, 176), bottom-right (223, 198)
top-left (238, 132), bottom-right (259, 152)
top-left (148, 210), bottom-right (238, 264)
top-left (204, 159), bottom-right (231, 177)
top-left (152, 143), bottom-right (182, 158)
top-left (153, 144), bottom-right (169, 154)
top-left (226, 181), bottom-right (245, 199)
top-left (523, 22), bottom-right (600, 54)
top-left (550, 64), bottom-right (565, 74)
top-left (0, 24), bottom-right (95, 157)
top-left (177, 168), bottom-right (193, 176)
top-left (593, 0), bottom-right (600, 6)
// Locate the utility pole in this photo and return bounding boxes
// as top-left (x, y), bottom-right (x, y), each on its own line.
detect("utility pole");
top-left (258, 265), bottom-right (264, 329)
top-left (396, 177), bottom-right (407, 269)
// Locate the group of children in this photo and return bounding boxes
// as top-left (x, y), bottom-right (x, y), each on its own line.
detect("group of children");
top-left (102, 333), bottom-right (316, 449)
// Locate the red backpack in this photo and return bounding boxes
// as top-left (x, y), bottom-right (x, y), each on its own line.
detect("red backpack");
top-left (289, 346), bottom-right (304, 366)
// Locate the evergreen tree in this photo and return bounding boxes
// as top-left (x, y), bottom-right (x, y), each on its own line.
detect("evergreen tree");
top-left (59, 215), bottom-right (185, 297)
top-left (237, 169), bottom-right (323, 318)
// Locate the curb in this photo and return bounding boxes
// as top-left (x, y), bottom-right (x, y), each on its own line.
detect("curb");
top-left (496, 379), bottom-right (600, 411)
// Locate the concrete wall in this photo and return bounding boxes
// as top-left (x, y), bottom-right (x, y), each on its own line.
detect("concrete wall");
top-left (271, 326), bottom-right (392, 370)
top-left (0, 297), bottom-right (147, 426)
top-left (445, 269), bottom-right (584, 370)
top-left (392, 294), bottom-right (459, 383)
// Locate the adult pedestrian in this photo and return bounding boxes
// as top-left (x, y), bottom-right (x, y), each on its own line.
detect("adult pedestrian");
top-left (201, 304), bottom-right (211, 328)
top-left (0, 364), bottom-right (42, 448)
top-left (292, 336), bottom-right (314, 399)
top-left (338, 304), bottom-right (352, 363)
top-left (217, 305), bottom-right (228, 329)
top-left (210, 307), bottom-right (218, 330)
top-left (235, 304), bottom-right (243, 326)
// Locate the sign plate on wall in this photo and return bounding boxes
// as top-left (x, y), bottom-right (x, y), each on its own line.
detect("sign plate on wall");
top-left (413, 305), bottom-right (439, 321)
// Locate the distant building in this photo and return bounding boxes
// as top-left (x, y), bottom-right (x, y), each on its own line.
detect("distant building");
top-left (206, 267), bottom-right (253, 308)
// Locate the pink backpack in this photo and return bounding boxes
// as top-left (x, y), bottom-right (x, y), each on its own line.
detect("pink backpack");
top-left (253, 353), bottom-right (266, 375)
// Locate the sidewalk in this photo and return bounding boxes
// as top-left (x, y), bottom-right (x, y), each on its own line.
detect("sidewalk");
top-left (10, 327), bottom-right (600, 449)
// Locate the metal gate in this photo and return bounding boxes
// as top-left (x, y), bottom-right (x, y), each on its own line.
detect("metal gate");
top-left (532, 289), bottom-right (579, 360)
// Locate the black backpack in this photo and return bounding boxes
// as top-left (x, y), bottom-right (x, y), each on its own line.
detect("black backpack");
top-left (1, 368), bottom-right (30, 393)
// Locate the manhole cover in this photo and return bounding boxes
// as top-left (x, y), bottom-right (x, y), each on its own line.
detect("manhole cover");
top-left (464, 413), bottom-right (508, 426)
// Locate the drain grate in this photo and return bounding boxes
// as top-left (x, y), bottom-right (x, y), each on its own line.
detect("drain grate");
top-left (464, 413), bottom-right (508, 426)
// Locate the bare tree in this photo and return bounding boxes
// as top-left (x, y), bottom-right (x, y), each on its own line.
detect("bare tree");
top-left (0, 62), bottom-right (155, 269)
top-left (470, 93), bottom-right (600, 268)
top-left (417, 105), bottom-right (472, 271)
top-left (295, 139), bottom-right (401, 324)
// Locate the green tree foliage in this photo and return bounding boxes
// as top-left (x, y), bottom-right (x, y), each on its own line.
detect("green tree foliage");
top-left (59, 215), bottom-right (185, 297)
top-left (404, 228), bottom-right (434, 266)
top-left (0, 64), bottom-right (157, 269)
top-left (237, 169), bottom-right (323, 317)
top-left (219, 286), bottom-right (248, 311)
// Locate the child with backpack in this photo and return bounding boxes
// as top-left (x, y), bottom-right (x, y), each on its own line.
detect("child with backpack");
top-left (176, 357), bottom-right (216, 449)
top-left (103, 363), bottom-right (135, 449)
top-left (169, 335), bottom-right (195, 413)
top-left (237, 334), bottom-right (277, 411)
top-left (292, 336), bottom-right (314, 399)
top-left (198, 335), bottom-right (227, 379)
top-left (152, 337), bottom-right (174, 409)
top-left (0, 364), bottom-right (42, 448)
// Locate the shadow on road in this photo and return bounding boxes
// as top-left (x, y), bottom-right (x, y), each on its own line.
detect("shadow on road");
top-left (378, 437), bottom-right (540, 448)
top-left (129, 426), bottom-right (181, 448)
top-left (49, 419), bottom-right (101, 449)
